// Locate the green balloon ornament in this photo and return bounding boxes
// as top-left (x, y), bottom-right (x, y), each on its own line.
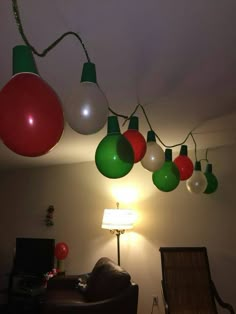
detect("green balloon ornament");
top-left (204, 163), bottom-right (218, 194)
top-left (152, 149), bottom-right (180, 192)
top-left (95, 116), bottom-right (134, 179)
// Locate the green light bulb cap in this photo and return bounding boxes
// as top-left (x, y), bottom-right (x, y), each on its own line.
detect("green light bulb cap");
top-left (128, 116), bottom-right (139, 130)
top-left (165, 149), bottom-right (172, 161)
top-left (180, 145), bottom-right (188, 156)
top-left (107, 116), bottom-right (120, 134)
top-left (13, 45), bottom-right (38, 75)
top-left (81, 62), bottom-right (97, 83)
top-left (195, 161), bottom-right (202, 171)
top-left (205, 163), bottom-right (212, 173)
top-left (147, 130), bottom-right (156, 142)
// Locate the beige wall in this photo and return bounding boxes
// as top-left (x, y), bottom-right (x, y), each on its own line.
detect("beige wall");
top-left (0, 145), bottom-right (235, 314)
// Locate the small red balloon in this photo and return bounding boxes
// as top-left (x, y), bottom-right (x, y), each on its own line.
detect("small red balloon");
top-left (0, 73), bottom-right (64, 157)
top-left (123, 129), bottom-right (147, 163)
top-left (55, 242), bottom-right (69, 260)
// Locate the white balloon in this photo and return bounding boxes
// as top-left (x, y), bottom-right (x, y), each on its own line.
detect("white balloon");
top-left (65, 82), bottom-right (109, 135)
top-left (186, 170), bottom-right (207, 194)
top-left (141, 141), bottom-right (165, 172)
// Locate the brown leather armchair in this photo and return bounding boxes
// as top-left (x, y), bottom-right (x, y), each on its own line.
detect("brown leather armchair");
top-left (41, 257), bottom-right (139, 314)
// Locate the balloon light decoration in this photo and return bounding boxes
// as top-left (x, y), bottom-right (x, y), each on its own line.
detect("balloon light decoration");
top-left (123, 116), bottom-right (147, 163)
top-left (204, 163), bottom-right (218, 194)
top-left (141, 130), bottom-right (165, 172)
top-left (152, 149), bottom-right (180, 192)
top-left (186, 161), bottom-right (207, 194)
top-left (64, 62), bottom-right (109, 135)
top-left (1, 1), bottom-right (220, 196)
top-left (95, 116), bottom-right (134, 179)
top-left (0, 45), bottom-right (64, 157)
top-left (174, 145), bottom-right (194, 180)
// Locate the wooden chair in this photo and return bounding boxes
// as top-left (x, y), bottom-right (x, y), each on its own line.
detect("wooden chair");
top-left (159, 247), bottom-right (235, 314)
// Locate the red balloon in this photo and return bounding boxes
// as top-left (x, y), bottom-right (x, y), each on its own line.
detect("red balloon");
top-left (55, 242), bottom-right (69, 260)
top-left (123, 129), bottom-right (147, 163)
top-left (174, 155), bottom-right (194, 180)
top-left (0, 73), bottom-right (64, 157)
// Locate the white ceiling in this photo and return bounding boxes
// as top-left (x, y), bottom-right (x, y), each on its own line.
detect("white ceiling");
top-left (0, 0), bottom-right (236, 170)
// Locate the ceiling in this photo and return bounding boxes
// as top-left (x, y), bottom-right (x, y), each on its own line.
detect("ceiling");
top-left (0, 0), bottom-right (236, 170)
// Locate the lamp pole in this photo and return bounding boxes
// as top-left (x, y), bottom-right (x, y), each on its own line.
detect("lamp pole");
top-left (112, 229), bottom-right (124, 266)
top-left (116, 232), bottom-right (120, 266)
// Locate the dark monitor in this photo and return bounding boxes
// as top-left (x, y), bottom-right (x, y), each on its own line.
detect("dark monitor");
top-left (14, 237), bottom-right (55, 276)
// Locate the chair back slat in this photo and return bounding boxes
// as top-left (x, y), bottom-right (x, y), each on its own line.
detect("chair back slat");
top-left (160, 247), bottom-right (218, 314)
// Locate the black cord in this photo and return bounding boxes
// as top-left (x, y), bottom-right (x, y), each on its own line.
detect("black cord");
top-left (12, 0), bottom-right (90, 62)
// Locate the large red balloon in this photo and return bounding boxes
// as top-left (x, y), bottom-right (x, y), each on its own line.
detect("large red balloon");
top-left (123, 129), bottom-right (147, 163)
top-left (55, 242), bottom-right (69, 260)
top-left (0, 73), bottom-right (64, 157)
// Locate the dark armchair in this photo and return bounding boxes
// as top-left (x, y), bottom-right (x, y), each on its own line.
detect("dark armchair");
top-left (41, 257), bottom-right (139, 314)
top-left (159, 247), bottom-right (235, 314)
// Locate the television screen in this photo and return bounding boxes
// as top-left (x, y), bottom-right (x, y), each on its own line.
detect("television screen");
top-left (14, 238), bottom-right (55, 276)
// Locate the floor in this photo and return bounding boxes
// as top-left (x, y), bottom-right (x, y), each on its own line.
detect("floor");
top-left (0, 303), bottom-right (41, 314)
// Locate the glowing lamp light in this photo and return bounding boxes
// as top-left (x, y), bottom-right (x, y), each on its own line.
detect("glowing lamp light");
top-left (141, 130), bottom-right (165, 172)
top-left (95, 116), bottom-right (134, 179)
top-left (123, 116), bottom-right (147, 163)
top-left (174, 145), bottom-right (194, 180)
top-left (204, 163), bottom-right (218, 194)
top-left (111, 186), bottom-right (138, 204)
top-left (152, 148), bottom-right (180, 192)
top-left (0, 45), bottom-right (64, 157)
top-left (186, 161), bottom-right (207, 194)
top-left (64, 62), bottom-right (109, 135)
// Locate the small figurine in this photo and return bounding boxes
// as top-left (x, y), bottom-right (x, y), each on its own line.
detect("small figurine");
top-left (45, 205), bottom-right (55, 226)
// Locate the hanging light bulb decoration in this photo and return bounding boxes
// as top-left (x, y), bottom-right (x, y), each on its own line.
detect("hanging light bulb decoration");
top-left (186, 161), bottom-right (207, 194)
top-left (64, 62), bottom-right (109, 135)
top-left (204, 163), bottom-right (218, 194)
top-left (95, 116), bottom-right (134, 178)
top-left (152, 149), bottom-right (180, 192)
top-left (0, 45), bottom-right (64, 157)
top-left (141, 130), bottom-right (165, 172)
top-left (123, 116), bottom-right (146, 163)
top-left (174, 145), bottom-right (194, 180)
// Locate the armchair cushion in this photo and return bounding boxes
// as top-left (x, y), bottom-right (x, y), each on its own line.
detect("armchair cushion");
top-left (85, 257), bottom-right (131, 301)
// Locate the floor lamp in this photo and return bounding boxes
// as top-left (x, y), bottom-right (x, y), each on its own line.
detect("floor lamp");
top-left (101, 203), bottom-right (136, 266)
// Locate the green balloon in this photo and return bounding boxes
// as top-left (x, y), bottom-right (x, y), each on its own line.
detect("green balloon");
top-left (95, 133), bottom-right (134, 179)
top-left (204, 163), bottom-right (218, 194)
top-left (204, 173), bottom-right (218, 194)
top-left (152, 161), bottom-right (180, 192)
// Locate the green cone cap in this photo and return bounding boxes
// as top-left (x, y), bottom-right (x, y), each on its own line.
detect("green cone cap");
top-left (147, 130), bottom-right (156, 142)
top-left (205, 163), bottom-right (212, 173)
top-left (180, 145), bottom-right (188, 156)
top-left (81, 62), bottom-right (97, 83)
top-left (165, 149), bottom-right (172, 161)
top-left (13, 45), bottom-right (38, 75)
top-left (107, 116), bottom-right (120, 134)
top-left (128, 116), bottom-right (139, 130)
top-left (195, 161), bottom-right (202, 171)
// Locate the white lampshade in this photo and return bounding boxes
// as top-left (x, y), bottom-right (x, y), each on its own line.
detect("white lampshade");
top-left (102, 209), bottom-right (136, 230)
